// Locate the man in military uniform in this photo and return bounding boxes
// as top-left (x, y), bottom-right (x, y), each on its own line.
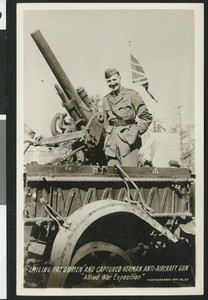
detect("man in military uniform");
top-left (103, 68), bottom-right (152, 167)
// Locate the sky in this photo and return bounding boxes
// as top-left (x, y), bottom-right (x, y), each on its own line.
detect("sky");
top-left (21, 5), bottom-right (196, 136)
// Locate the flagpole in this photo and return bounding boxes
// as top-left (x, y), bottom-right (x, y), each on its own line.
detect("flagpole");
top-left (175, 105), bottom-right (184, 160)
top-left (128, 40), bottom-right (131, 54)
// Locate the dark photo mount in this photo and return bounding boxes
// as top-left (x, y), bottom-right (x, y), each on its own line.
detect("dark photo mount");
top-left (0, 30), bottom-right (6, 114)
top-left (6, 0), bottom-right (207, 299)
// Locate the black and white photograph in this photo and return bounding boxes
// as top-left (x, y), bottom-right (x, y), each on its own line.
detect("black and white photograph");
top-left (16, 3), bottom-right (204, 296)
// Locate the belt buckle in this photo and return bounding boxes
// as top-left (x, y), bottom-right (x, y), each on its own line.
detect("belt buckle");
top-left (110, 119), bottom-right (117, 126)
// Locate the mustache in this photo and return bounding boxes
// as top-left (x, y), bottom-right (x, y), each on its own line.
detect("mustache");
top-left (109, 83), bottom-right (118, 88)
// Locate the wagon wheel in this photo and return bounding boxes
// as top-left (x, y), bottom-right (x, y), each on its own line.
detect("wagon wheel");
top-left (71, 241), bottom-right (132, 266)
top-left (47, 200), bottom-right (178, 288)
top-left (64, 241), bottom-right (132, 288)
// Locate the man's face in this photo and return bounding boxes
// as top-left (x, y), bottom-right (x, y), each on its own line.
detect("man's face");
top-left (106, 74), bottom-right (121, 93)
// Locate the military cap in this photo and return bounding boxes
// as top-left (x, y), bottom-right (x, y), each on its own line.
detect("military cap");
top-left (105, 68), bottom-right (120, 79)
top-left (169, 160), bottom-right (180, 168)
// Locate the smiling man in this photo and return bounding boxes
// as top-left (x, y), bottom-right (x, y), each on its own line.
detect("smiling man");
top-left (102, 68), bottom-right (153, 167)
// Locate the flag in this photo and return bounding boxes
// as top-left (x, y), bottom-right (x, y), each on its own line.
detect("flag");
top-left (130, 54), bottom-right (158, 103)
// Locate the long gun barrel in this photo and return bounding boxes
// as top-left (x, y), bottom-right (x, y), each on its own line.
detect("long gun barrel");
top-left (31, 29), bottom-right (90, 124)
top-left (54, 84), bottom-right (81, 123)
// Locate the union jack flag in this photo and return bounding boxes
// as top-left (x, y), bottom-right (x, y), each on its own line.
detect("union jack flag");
top-left (131, 54), bottom-right (158, 103)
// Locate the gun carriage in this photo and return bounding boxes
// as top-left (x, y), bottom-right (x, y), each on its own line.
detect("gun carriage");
top-left (24, 30), bottom-right (195, 288)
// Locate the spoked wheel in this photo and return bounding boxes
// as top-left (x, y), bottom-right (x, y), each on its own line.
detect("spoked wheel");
top-left (64, 241), bottom-right (132, 288)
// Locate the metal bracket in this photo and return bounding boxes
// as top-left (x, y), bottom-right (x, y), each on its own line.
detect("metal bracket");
top-left (40, 198), bottom-right (70, 229)
top-left (114, 164), bottom-right (154, 214)
top-left (93, 164), bottom-right (107, 175)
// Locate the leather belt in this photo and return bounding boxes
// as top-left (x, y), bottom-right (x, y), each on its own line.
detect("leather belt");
top-left (109, 119), bottom-right (135, 126)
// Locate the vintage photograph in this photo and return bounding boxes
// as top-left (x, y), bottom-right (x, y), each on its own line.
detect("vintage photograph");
top-left (17, 3), bottom-right (203, 296)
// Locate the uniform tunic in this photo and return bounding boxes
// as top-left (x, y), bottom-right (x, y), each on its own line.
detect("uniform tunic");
top-left (102, 87), bottom-right (152, 159)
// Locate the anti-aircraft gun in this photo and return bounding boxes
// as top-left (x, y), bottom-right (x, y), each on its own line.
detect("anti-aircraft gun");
top-left (27, 29), bottom-right (105, 166)
top-left (24, 30), bottom-right (195, 288)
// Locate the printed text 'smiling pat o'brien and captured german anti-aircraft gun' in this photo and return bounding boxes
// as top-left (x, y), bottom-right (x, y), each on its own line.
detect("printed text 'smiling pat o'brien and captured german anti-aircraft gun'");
top-left (23, 30), bottom-right (195, 288)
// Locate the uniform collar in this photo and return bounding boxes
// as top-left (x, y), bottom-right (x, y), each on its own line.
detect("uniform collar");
top-left (109, 87), bottom-right (126, 104)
